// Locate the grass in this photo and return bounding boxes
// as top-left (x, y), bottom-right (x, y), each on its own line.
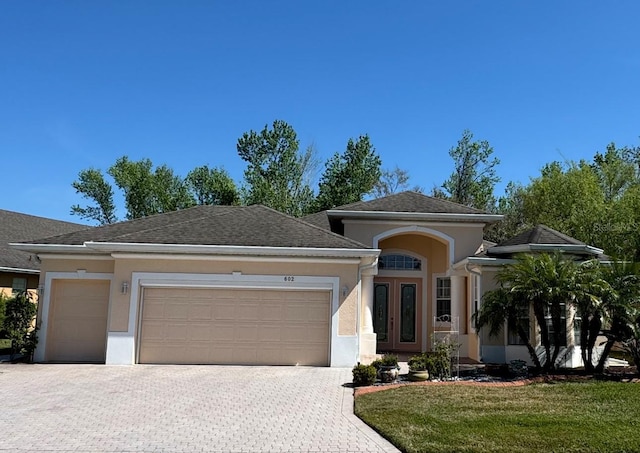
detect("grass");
top-left (355, 381), bottom-right (640, 453)
top-left (0, 338), bottom-right (10, 350)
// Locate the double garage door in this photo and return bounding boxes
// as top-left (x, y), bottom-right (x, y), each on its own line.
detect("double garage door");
top-left (139, 288), bottom-right (330, 366)
top-left (46, 280), bottom-right (331, 366)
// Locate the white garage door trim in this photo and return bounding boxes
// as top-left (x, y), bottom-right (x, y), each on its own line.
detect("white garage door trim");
top-left (35, 271), bottom-right (114, 363)
top-left (138, 287), bottom-right (331, 365)
top-left (105, 272), bottom-right (357, 367)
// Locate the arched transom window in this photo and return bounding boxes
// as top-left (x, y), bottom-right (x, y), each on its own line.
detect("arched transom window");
top-left (378, 254), bottom-right (422, 271)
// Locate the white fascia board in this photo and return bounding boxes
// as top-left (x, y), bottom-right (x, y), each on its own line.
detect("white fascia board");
top-left (110, 252), bottom-right (362, 265)
top-left (0, 266), bottom-right (40, 275)
top-left (452, 256), bottom-right (516, 271)
top-left (341, 219), bottom-right (486, 229)
top-left (8, 243), bottom-right (94, 254)
top-left (326, 210), bottom-right (503, 223)
top-left (85, 241), bottom-right (381, 261)
top-left (489, 244), bottom-right (604, 255)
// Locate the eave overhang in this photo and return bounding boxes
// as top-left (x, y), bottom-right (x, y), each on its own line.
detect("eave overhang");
top-left (10, 241), bottom-right (380, 264)
top-left (0, 266), bottom-right (40, 275)
top-left (487, 243), bottom-right (604, 256)
top-left (326, 210), bottom-right (503, 223)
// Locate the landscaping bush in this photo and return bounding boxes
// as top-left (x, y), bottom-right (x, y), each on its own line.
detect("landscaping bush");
top-left (3, 291), bottom-right (38, 361)
top-left (352, 363), bottom-right (377, 386)
top-left (371, 353), bottom-right (399, 371)
top-left (0, 292), bottom-right (7, 334)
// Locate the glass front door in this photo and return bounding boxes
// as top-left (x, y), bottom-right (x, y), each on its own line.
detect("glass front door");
top-left (373, 278), bottom-right (422, 352)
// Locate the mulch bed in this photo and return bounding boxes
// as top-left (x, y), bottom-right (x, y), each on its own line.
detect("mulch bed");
top-left (354, 368), bottom-right (639, 397)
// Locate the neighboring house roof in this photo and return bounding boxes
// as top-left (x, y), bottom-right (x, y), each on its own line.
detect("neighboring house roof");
top-left (16, 205), bottom-right (371, 252)
top-left (485, 224), bottom-right (606, 259)
top-left (0, 209), bottom-right (88, 272)
top-left (303, 191), bottom-right (502, 231)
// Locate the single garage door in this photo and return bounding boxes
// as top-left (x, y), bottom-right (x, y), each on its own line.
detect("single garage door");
top-left (47, 279), bottom-right (110, 363)
top-left (138, 288), bottom-right (330, 366)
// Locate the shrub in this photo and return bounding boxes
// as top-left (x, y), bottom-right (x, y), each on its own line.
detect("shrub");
top-left (408, 353), bottom-right (427, 371)
top-left (4, 291), bottom-right (38, 361)
top-left (370, 358), bottom-right (383, 371)
top-left (0, 292), bottom-right (7, 335)
top-left (380, 353), bottom-right (399, 368)
top-left (352, 364), bottom-right (377, 386)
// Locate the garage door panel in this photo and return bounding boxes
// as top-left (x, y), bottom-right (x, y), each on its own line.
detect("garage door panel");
top-left (258, 325), bottom-right (283, 342)
top-left (164, 323), bottom-right (189, 341)
top-left (164, 303), bottom-right (188, 320)
top-left (235, 324), bottom-right (259, 341)
top-left (236, 303), bottom-right (260, 320)
top-left (189, 324), bottom-right (213, 341)
top-left (47, 280), bottom-right (109, 363)
top-left (139, 288), bottom-right (330, 366)
top-left (188, 303), bottom-right (213, 320)
top-left (214, 303), bottom-right (236, 320)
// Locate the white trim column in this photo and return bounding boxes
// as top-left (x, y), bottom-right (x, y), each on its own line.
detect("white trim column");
top-left (361, 271), bottom-right (375, 335)
top-left (450, 274), bottom-right (465, 334)
top-left (359, 266), bottom-right (378, 363)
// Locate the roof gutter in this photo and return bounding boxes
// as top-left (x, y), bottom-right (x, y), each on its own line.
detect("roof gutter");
top-left (488, 244), bottom-right (604, 256)
top-left (0, 266), bottom-right (40, 275)
top-left (9, 243), bottom-right (97, 254)
top-left (87, 242), bottom-right (382, 259)
top-left (326, 210), bottom-right (503, 223)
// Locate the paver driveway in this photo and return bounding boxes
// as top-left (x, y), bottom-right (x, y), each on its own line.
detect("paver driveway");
top-left (0, 364), bottom-right (398, 453)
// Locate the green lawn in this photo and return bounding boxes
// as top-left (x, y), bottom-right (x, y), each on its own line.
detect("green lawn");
top-left (355, 382), bottom-right (640, 453)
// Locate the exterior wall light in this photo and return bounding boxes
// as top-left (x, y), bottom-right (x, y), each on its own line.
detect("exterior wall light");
top-left (342, 285), bottom-right (349, 298)
top-left (121, 281), bottom-right (129, 295)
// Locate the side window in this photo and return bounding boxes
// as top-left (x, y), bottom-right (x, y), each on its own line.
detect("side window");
top-left (435, 277), bottom-right (451, 320)
top-left (12, 277), bottom-right (27, 294)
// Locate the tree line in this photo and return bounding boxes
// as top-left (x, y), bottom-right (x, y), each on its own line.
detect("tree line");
top-left (71, 120), bottom-right (640, 260)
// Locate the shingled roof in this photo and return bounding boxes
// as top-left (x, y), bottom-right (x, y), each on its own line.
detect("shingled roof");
top-left (1, 209), bottom-right (88, 271)
top-left (495, 225), bottom-right (585, 248)
top-left (303, 191), bottom-right (491, 230)
top-left (17, 205), bottom-right (370, 250)
top-left (486, 225), bottom-right (606, 259)
top-left (333, 191), bottom-right (485, 214)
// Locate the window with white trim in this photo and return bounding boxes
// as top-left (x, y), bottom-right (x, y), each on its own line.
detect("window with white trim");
top-left (378, 254), bottom-right (421, 271)
top-left (436, 277), bottom-right (451, 319)
top-left (12, 277), bottom-right (27, 294)
top-left (544, 303), bottom-right (567, 347)
top-left (508, 305), bottom-right (530, 345)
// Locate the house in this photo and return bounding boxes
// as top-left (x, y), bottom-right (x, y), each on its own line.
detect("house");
top-left (456, 224), bottom-right (610, 368)
top-left (12, 192), bottom-right (511, 367)
top-left (1, 209), bottom-right (88, 298)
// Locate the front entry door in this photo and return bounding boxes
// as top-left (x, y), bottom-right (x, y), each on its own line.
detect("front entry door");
top-left (373, 278), bottom-right (422, 352)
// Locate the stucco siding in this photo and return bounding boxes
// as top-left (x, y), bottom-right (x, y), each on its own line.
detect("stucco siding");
top-left (343, 221), bottom-right (485, 263)
top-left (108, 258), bottom-right (359, 337)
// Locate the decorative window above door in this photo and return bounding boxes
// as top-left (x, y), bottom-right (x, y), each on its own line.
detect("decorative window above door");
top-left (378, 254), bottom-right (421, 271)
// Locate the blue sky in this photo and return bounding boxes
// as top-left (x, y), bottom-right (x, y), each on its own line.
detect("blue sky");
top-left (2, 1), bottom-right (639, 223)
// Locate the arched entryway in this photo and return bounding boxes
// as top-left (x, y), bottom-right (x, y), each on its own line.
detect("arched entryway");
top-left (372, 228), bottom-right (451, 353)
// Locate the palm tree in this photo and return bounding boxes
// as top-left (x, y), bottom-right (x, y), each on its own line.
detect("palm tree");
top-left (571, 259), bottom-right (613, 373)
top-left (474, 287), bottom-right (542, 370)
top-left (595, 261), bottom-right (640, 372)
top-left (477, 253), bottom-right (608, 372)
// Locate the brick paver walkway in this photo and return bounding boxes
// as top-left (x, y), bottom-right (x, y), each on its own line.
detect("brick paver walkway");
top-left (0, 364), bottom-right (398, 453)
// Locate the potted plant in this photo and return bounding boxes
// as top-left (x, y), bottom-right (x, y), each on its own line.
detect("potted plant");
top-left (407, 353), bottom-right (430, 381)
top-left (375, 353), bottom-right (400, 383)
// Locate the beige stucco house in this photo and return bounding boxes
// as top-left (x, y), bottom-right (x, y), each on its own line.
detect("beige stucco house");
top-left (12, 192), bottom-right (508, 366)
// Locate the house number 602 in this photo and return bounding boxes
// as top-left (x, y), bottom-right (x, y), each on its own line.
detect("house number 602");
top-left (284, 276), bottom-right (295, 282)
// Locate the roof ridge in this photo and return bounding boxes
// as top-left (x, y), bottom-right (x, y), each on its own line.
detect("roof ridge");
top-left (254, 205), bottom-right (371, 249)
